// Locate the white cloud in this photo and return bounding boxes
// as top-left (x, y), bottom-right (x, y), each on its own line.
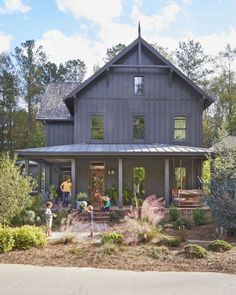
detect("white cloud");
top-left (0, 32), bottom-right (12, 51)
top-left (37, 30), bottom-right (107, 77)
top-left (131, 0), bottom-right (181, 36)
top-left (56, 0), bottom-right (123, 24)
top-left (0, 0), bottom-right (31, 14)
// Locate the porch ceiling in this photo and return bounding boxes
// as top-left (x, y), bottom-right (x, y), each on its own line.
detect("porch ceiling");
top-left (17, 143), bottom-right (210, 157)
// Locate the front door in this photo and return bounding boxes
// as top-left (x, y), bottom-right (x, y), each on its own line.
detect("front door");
top-left (89, 169), bottom-right (106, 204)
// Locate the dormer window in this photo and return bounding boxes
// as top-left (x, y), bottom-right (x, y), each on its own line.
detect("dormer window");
top-left (91, 116), bottom-right (104, 140)
top-left (134, 76), bottom-right (143, 95)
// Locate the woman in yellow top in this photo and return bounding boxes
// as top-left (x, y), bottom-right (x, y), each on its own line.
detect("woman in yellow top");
top-left (60, 177), bottom-right (72, 207)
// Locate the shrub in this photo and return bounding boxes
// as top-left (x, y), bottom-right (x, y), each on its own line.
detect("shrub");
top-left (13, 225), bottom-right (47, 250)
top-left (193, 208), bottom-right (207, 226)
top-left (173, 216), bottom-right (192, 229)
top-left (99, 244), bottom-right (119, 255)
top-left (109, 210), bottom-right (125, 224)
top-left (184, 244), bottom-right (208, 258)
top-left (144, 245), bottom-right (169, 259)
top-left (169, 206), bottom-right (180, 222)
top-left (208, 240), bottom-right (233, 252)
top-left (0, 228), bottom-right (14, 253)
top-left (164, 236), bottom-right (181, 247)
top-left (101, 232), bottom-right (124, 245)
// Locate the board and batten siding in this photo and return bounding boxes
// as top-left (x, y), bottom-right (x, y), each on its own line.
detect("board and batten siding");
top-left (45, 121), bottom-right (74, 146)
top-left (74, 68), bottom-right (203, 146)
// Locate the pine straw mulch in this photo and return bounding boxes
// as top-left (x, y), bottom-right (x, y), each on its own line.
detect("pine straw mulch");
top-left (0, 237), bottom-right (236, 274)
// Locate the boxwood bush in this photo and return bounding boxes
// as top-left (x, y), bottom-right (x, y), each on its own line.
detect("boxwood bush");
top-left (101, 232), bottom-right (124, 245)
top-left (184, 244), bottom-right (208, 258)
top-left (208, 240), bottom-right (233, 252)
top-left (0, 228), bottom-right (14, 253)
top-left (193, 208), bottom-right (207, 226)
top-left (164, 236), bottom-right (181, 247)
top-left (13, 225), bottom-right (47, 250)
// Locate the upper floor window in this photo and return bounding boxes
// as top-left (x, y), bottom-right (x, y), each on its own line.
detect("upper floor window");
top-left (134, 76), bottom-right (143, 95)
top-left (174, 116), bottom-right (186, 141)
top-left (133, 115), bottom-right (145, 140)
top-left (91, 116), bottom-right (104, 140)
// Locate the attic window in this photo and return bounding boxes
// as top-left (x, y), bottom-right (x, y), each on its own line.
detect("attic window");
top-left (134, 76), bottom-right (143, 95)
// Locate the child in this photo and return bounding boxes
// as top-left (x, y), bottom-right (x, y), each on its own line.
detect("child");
top-left (86, 205), bottom-right (94, 238)
top-left (45, 201), bottom-right (56, 237)
top-left (102, 196), bottom-right (111, 212)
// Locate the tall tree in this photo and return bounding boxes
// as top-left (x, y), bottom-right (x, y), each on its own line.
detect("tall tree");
top-left (0, 52), bottom-right (19, 155)
top-left (175, 39), bottom-right (212, 86)
top-left (103, 43), bottom-right (126, 63)
top-left (64, 59), bottom-right (86, 83)
top-left (209, 45), bottom-right (236, 137)
top-left (14, 40), bottom-right (47, 133)
top-left (151, 44), bottom-right (174, 62)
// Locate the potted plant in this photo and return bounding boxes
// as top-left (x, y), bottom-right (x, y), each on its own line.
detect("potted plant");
top-left (75, 192), bottom-right (88, 209)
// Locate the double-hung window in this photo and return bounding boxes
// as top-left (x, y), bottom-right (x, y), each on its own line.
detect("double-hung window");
top-left (174, 116), bottom-right (187, 141)
top-left (134, 76), bottom-right (143, 95)
top-left (133, 115), bottom-right (145, 140)
top-left (91, 116), bottom-right (104, 140)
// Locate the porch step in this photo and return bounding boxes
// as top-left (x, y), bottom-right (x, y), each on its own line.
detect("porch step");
top-left (71, 209), bottom-right (111, 224)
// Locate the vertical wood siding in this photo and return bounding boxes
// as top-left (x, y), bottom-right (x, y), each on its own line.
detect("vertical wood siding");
top-left (45, 122), bottom-right (74, 146)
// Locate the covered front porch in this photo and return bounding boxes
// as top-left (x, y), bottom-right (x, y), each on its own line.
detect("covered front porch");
top-left (17, 143), bottom-right (208, 207)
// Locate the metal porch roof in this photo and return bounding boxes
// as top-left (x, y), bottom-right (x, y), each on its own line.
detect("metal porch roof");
top-left (17, 143), bottom-right (209, 157)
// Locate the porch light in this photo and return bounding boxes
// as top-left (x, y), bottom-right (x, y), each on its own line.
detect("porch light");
top-left (108, 169), bottom-right (116, 175)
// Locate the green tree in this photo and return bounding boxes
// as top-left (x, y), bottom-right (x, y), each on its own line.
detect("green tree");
top-left (0, 52), bottom-right (19, 155)
top-left (103, 43), bottom-right (126, 63)
top-left (64, 59), bottom-right (86, 83)
top-left (209, 128), bottom-right (236, 232)
top-left (14, 40), bottom-right (47, 133)
top-left (209, 45), bottom-right (236, 137)
top-left (0, 154), bottom-right (35, 227)
top-left (175, 39), bottom-right (212, 86)
top-left (151, 43), bottom-right (174, 62)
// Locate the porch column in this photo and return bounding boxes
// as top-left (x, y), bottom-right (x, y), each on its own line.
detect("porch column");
top-left (164, 158), bottom-right (170, 207)
top-left (25, 159), bottom-right (29, 175)
top-left (37, 163), bottom-right (42, 192)
top-left (118, 158), bottom-right (123, 208)
top-left (71, 159), bottom-right (76, 199)
top-left (44, 165), bottom-right (50, 193)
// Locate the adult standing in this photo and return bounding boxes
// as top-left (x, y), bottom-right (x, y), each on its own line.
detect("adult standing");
top-left (60, 176), bottom-right (72, 207)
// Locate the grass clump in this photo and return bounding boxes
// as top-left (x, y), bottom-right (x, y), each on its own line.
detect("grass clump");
top-left (208, 240), bottom-right (233, 252)
top-left (0, 228), bottom-right (14, 253)
top-left (99, 244), bottom-right (119, 255)
top-left (193, 208), bottom-right (208, 226)
top-left (69, 247), bottom-right (85, 257)
top-left (101, 232), bottom-right (124, 245)
top-left (184, 244), bottom-right (208, 258)
top-left (144, 245), bottom-right (170, 259)
top-left (163, 236), bottom-right (181, 247)
top-left (52, 234), bottom-right (77, 245)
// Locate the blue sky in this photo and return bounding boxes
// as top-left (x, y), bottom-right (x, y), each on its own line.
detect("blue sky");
top-left (0, 0), bottom-right (236, 75)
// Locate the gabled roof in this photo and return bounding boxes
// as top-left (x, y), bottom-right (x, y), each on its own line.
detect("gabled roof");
top-left (65, 36), bottom-right (214, 113)
top-left (37, 82), bottom-right (79, 121)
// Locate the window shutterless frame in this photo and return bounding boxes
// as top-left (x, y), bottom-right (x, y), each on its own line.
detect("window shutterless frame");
top-left (132, 115), bottom-right (145, 141)
top-left (173, 115), bottom-right (187, 142)
top-left (90, 115), bottom-right (104, 141)
top-left (134, 76), bottom-right (144, 96)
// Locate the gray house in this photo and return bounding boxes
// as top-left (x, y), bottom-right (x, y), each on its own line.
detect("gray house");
top-left (17, 33), bottom-right (214, 207)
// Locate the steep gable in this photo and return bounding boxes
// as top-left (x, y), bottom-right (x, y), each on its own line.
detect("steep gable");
top-left (65, 36), bottom-right (214, 114)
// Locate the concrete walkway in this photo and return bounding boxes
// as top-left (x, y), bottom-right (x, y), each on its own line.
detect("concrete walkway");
top-left (0, 264), bottom-right (235, 295)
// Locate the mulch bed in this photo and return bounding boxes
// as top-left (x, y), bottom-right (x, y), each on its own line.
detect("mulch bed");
top-left (0, 239), bottom-right (236, 273)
